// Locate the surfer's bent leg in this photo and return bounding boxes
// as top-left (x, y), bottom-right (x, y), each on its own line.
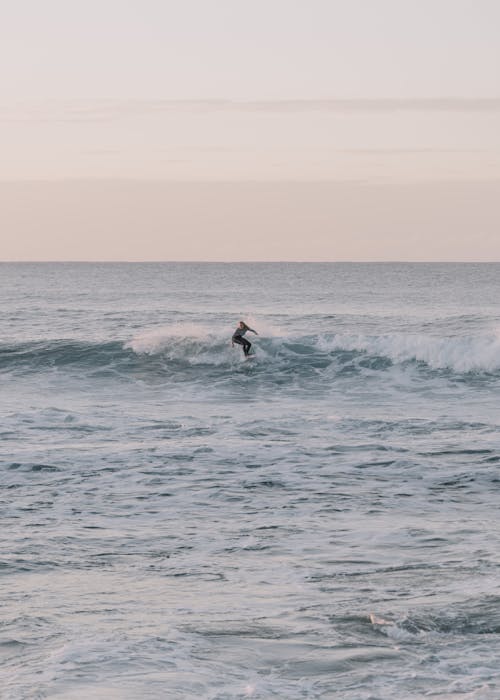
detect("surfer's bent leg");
top-left (233, 336), bottom-right (251, 356)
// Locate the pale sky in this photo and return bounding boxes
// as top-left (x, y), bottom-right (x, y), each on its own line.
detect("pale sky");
top-left (1, 0), bottom-right (499, 260)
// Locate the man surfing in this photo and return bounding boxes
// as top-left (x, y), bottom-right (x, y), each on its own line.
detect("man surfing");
top-left (231, 321), bottom-right (258, 357)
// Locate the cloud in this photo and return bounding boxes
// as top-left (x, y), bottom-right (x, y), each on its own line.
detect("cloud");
top-left (333, 148), bottom-right (491, 154)
top-left (2, 98), bottom-right (500, 123)
top-left (223, 98), bottom-right (500, 113)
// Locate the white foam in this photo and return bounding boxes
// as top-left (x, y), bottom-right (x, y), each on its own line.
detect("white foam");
top-left (125, 323), bottom-right (220, 355)
top-left (317, 328), bottom-right (500, 373)
top-left (125, 322), bottom-right (256, 366)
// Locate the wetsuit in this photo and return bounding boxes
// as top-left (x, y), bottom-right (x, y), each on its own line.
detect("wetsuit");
top-left (232, 326), bottom-right (254, 356)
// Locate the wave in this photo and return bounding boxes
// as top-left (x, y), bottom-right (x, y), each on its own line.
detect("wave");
top-left (316, 329), bottom-right (500, 374)
top-left (2, 325), bottom-right (500, 378)
top-left (0, 340), bottom-right (127, 372)
top-left (127, 324), bottom-right (500, 374)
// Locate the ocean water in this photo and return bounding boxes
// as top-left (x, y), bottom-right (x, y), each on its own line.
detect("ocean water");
top-left (1, 262), bottom-right (500, 700)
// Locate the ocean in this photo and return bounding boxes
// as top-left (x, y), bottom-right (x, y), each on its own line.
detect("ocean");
top-left (1, 262), bottom-right (500, 699)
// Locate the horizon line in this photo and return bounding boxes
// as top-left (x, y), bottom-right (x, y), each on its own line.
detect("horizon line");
top-left (2, 178), bottom-right (500, 185)
top-left (2, 260), bottom-right (500, 265)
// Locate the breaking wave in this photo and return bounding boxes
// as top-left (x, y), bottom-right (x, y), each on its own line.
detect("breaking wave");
top-left (3, 324), bottom-right (500, 381)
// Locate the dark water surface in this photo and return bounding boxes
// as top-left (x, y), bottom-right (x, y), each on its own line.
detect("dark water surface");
top-left (1, 263), bottom-right (500, 699)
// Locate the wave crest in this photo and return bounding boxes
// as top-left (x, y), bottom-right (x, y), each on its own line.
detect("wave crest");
top-left (316, 329), bottom-right (500, 373)
top-left (125, 324), bottom-right (235, 366)
top-left (2, 325), bottom-right (500, 377)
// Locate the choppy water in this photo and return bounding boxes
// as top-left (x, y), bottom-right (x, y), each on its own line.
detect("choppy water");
top-left (1, 262), bottom-right (500, 699)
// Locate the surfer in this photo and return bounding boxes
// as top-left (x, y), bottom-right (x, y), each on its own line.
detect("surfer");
top-left (232, 321), bottom-right (258, 357)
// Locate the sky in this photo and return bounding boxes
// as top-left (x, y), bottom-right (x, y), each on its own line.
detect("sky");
top-left (1, 0), bottom-right (499, 260)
